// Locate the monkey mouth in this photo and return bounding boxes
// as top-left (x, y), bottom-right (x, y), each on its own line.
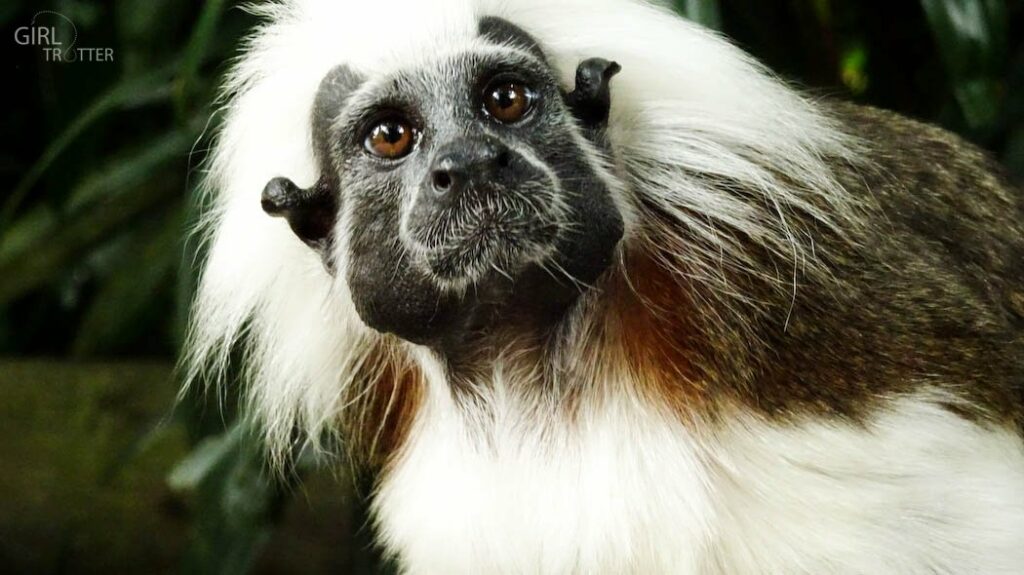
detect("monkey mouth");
top-left (424, 213), bottom-right (558, 283)
top-left (407, 199), bottom-right (561, 285)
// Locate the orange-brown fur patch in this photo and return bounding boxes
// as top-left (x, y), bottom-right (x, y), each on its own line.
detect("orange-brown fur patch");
top-left (345, 339), bottom-right (425, 471)
top-left (608, 246), bottom-right (711, 416)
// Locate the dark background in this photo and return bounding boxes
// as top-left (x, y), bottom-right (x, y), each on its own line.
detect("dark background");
top-left (2, 0), bottom-right (1022, 573)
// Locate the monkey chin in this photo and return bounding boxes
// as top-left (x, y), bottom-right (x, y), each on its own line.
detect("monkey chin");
top-left (358, 227), bottom-right (602, 356)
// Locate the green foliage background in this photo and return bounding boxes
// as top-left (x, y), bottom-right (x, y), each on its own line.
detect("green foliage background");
top-left (1, 0), bottom-right (1022, 573)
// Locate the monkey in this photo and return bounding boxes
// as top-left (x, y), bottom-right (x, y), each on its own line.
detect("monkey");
top-left (183, 0), bottom-right (1024, 572)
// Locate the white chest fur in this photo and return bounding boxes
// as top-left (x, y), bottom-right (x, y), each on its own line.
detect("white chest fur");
top-left (373, 389), bottom-right (1024, 574)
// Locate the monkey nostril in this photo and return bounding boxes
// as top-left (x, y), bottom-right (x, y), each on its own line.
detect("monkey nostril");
top-left (496, 150), bottom-right (512, 169)
top-left (432, 170), bottom-right (453, 192)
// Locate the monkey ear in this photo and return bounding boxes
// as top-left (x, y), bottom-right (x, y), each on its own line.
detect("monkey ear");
top-left (312, 64), bottom-right (366, 165)
top-left (259, 64), bottom-right (365, 273)
top-left (478, 16), bottom-right (548, 62)
top-left (565, 58), bottom-right (621, 131)
top-left (261, 176), bottom-right (338, 273)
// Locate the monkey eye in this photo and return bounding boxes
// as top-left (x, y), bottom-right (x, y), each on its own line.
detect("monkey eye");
top-left (364, 116), bottom-right (416, 159)
top-left (482, 79), bottom-right (536, 124)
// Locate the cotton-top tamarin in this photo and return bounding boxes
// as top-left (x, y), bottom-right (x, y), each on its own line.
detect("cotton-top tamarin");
top-left (184, 0), bottom-right (1024, 572)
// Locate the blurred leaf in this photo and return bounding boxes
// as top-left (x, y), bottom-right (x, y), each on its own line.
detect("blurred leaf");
top-left (955, 77), bottom-right (1003, 128)
top-left (117, 0), bottom-right (175, 40)
top-left (175, 0), bottom-right (230, 119)
top-left (2, 65), bottom-right (175, 228)
top-left (840, 42), bottom-right (870, 95)
top-left (168, 426), bottom-right (241, 492)
top-left (64, 125), bottom-right (197, 212)
top-left (0, 123), bottom-right (198, 306)
top-left (920, 0), bottom-right (1008, 131)
top-left (178, 422), bottom-right (283, 575)
top-left (116, 0), bottom-right (190, 74)
top-left (0, 184), bottom-right (177, 308)
top-left (0, 123), bottom-right (197, 264)
top-left (674, 0), bottom-right (723, 30)
top-left (0, 206), bottom-right (57, 263)
top-left (71, 206), bottom-right (183, 356)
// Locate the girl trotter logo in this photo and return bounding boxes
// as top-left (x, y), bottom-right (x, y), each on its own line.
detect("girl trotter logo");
top-left (13, 11), bottom-right (113, 63)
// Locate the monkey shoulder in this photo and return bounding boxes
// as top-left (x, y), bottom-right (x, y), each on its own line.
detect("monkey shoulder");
top-left (796, 100), bottom-right (1024, 421)
top-left (823, 101), bottom-right (1022, 313)
top-left (826, 100), bottom-right (1023, 243)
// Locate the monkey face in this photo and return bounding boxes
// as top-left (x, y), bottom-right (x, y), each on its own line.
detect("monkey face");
top-left (261, 19), bottom-right (623, 350)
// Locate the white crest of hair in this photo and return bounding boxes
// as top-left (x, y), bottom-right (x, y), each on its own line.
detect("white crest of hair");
top-left (182, 0), bottom-right (1024, 571)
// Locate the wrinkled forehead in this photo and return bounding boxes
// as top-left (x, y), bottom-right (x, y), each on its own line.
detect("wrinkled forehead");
top-left (350, 43), bottom-right (551, 113)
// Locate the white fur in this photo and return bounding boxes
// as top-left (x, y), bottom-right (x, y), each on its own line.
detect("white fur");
top-left (378, 387), bottom-right (1024, 574)
top-left (183, 0), bottom-right (1024, 571)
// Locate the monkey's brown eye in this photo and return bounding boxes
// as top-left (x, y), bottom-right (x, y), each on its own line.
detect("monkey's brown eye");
top-left (364, 117), bottom-right (415, 159)
top-left (483, 80), bottom-right (536, 123)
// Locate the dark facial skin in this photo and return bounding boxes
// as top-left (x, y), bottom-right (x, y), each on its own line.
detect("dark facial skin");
top-left (261, 18), bottom-right (623, 356)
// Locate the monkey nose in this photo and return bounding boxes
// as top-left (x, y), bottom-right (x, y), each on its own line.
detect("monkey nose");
top-left (430, 169), bottom-right (455, 194)
top-left (427, 137), bottom-right (512, 198)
